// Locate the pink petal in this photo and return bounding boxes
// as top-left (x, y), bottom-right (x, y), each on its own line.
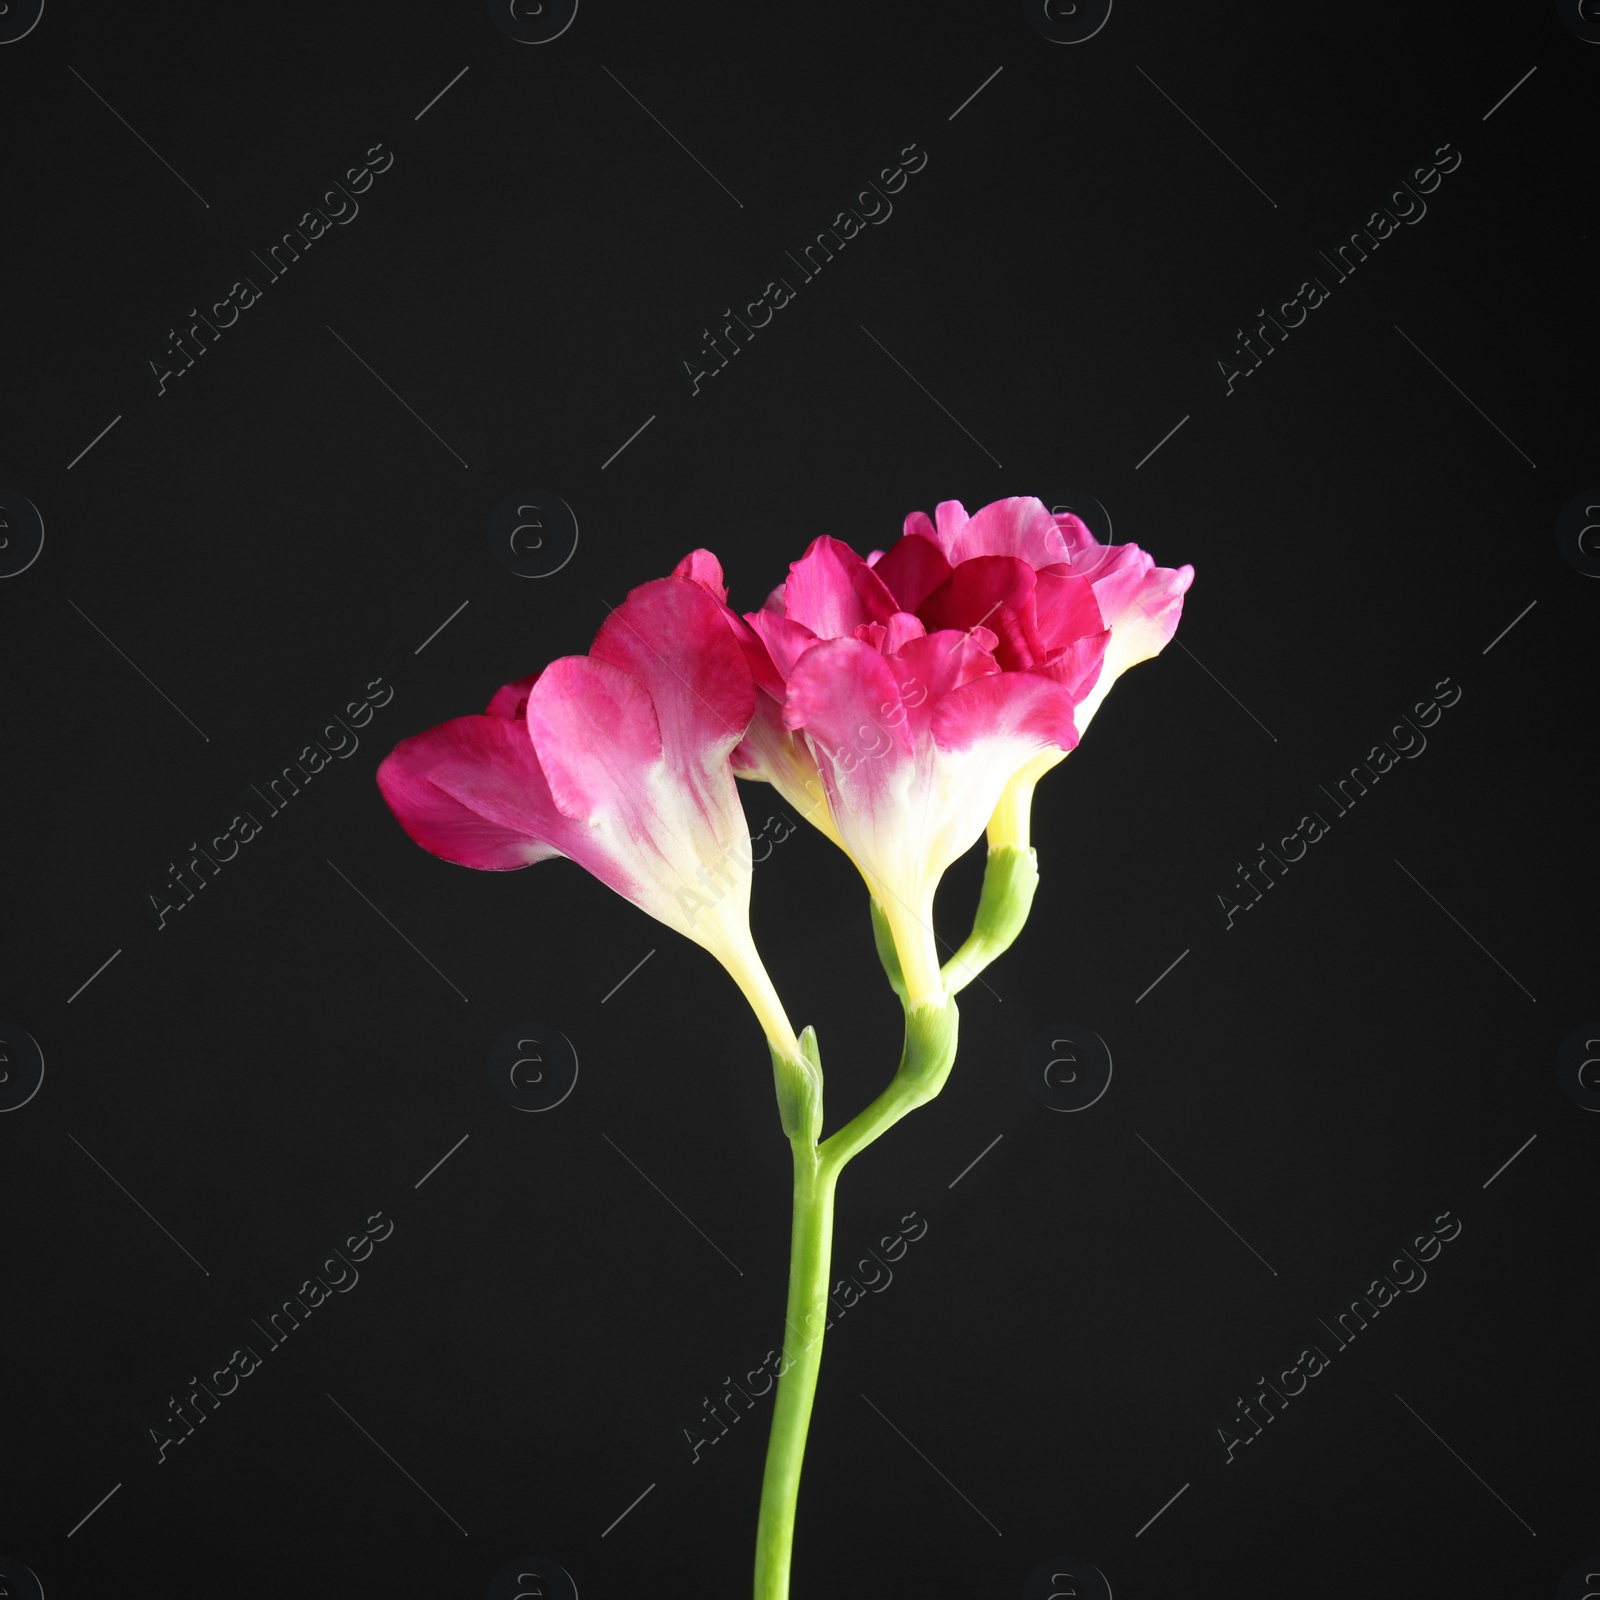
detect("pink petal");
top-left (932, 500), bottom-right (969, 558)
top-left (376, 713), bottom-right (579, 872)
top-left (1033, 569), bottom-right (1106, 653)
top-left (781, 536), bottom-right (898, 638)
top-left (485, 672), bottom-right (539, 720)
top-left (1030, 631), bottom-right (1110, 703)
top-left (882, 630), bottom-right (999, 742)
top-left (748, 608), bottom-right (822, 683)
top-left (946, 497), bottom-right (1072, 567)
top-left (589, 575), bottom-right (757, 764)
top-left (523, 656), bottom-right (664, 823)
top-left (851, 612), bottom-right (927, 656)
top-left (671, 547), bottom-right (729, 602)
top-left (1055, 516), bottom-right (1195, 663)
top-left (783, 636), bottom-right (915, 814)
top-left (872, 531), bottom-right (952, 612)
top-left (917, 555), bottom-right (1041, 666)
top-left (930, 667), bottom-right (1079, 758)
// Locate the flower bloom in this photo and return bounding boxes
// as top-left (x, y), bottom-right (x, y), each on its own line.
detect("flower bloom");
top-left (376, 566), bottom-right (797, 1055)
top-left (677, 497), bottom-right (1192, 1005)
top-left (962, 502), bottom-right (1195, 848)
top-left (675, 502), bottom-right (1105, 1005)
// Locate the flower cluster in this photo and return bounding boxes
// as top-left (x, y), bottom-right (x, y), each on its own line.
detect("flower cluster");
top-left (377, 496), bottom-right (1191, 1049)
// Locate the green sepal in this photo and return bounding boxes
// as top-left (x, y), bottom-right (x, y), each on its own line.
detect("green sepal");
top-left (770, 1025), bottom-right (824, 1146)
top-left (942, 844), bottom-right (1040, 994)
top-left (894, 995), bottom-right (959, 1107)
top-left (868, 897), bottom-right (908, 1002)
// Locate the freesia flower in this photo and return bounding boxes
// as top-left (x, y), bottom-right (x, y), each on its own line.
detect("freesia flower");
top-left (676, 505), bottom-right (1113, 1007)
top-left (675, 498), bottom-right (1192, 1004)
top-left (375, 566), bottom-right (798, 1056)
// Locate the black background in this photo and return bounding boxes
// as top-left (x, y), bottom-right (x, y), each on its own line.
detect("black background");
top-left (2, 2), bottom-right (1595, 1596)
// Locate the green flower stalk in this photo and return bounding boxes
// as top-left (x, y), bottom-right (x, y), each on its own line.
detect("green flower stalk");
top-left (754, 994), bottom-right (961, 1600)
top-left (373, 499), bottom-right (1192, 1598)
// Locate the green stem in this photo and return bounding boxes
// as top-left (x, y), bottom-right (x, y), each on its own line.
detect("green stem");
top-left (941, 843), bottom-right (1039, 996)
top-left (754, 998), bottom-right (959, 1598)
top-left (753, 1140), bottom-right (837, 1600)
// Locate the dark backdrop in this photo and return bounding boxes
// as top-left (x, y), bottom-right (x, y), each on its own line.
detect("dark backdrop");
top-left (2, 2), bottom-right (1595, 1596)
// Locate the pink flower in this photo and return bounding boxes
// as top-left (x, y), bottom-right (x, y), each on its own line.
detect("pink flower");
top-left (376, 566), bottom-right (797, 1054)
top-left (675, 498), bottom-right (1191, 1003)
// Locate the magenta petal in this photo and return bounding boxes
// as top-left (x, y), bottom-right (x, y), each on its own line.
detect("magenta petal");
top-left (917, 555), bottom-right (1042, 668)
top-left (748, 608), bottom-right (822, 683)
top-left (1031, 631), bottom-right (1110, 703)
top-left (376, 713), bottom-right (576, 871)
top-left (930, 668), bottom-right (1079, 758)
top-left (523, 656), bottom-right (664, 823)
top-left (873, 532), bottom-right (952, 612)
top-left (1056, 517), bottom-right (1195, 658)
top-left (783, 636), bottom-right (915, 799)
top-left (881, 611), bottom-right (927, 654)
top-left (1033, 570), bottom-right (1106, 652)
top-left (884, 630), bottom-right (999, 742)
top-left (589, 575), bottom-right (757, 763)
top-left (931, 500), bottom-right (969, 558)
top-left (947, 497), bottom-right (1072, 567)
top-left (485, 672), bottom-right (540, 720)
top-left (671, 547), bottom-right (729, 602)
top-left (782, 536), bottom-right (897, 638)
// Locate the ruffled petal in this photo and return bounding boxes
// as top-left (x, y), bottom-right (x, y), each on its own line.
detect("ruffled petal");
top-left (589, 575), bottom-right (757, 767)
top-left (930, 669), bottom-right (1078, 758)
top-left (852, 612), bottom-right (927, 656)
top-left (1032, 569), bottom-right (1106, 654)
top-left (376, 713), bottom-right (582, 873)
top-left (873, 530), bottom-right (952, 612)
top-left (671, 547), bottom-right (729, 602)
top-left (747, 608), bottom-right (822, 684)
top-left (881, 630), bottom-right (999, 743)
top-left (782, 536), bottom-right (898, 638)
top-left (783, 637), bottom-right (915, 792)
top-left (522, 655), bottom-right (664, 824)
top-left (484, 672), bottom-right (539, 721)
top-left (949, 497), bottom-right (1073, 567)
top-left (917, 555), bottom-right (1042, 668)
top-left (1030, 632), bottom-right (1110, 706)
